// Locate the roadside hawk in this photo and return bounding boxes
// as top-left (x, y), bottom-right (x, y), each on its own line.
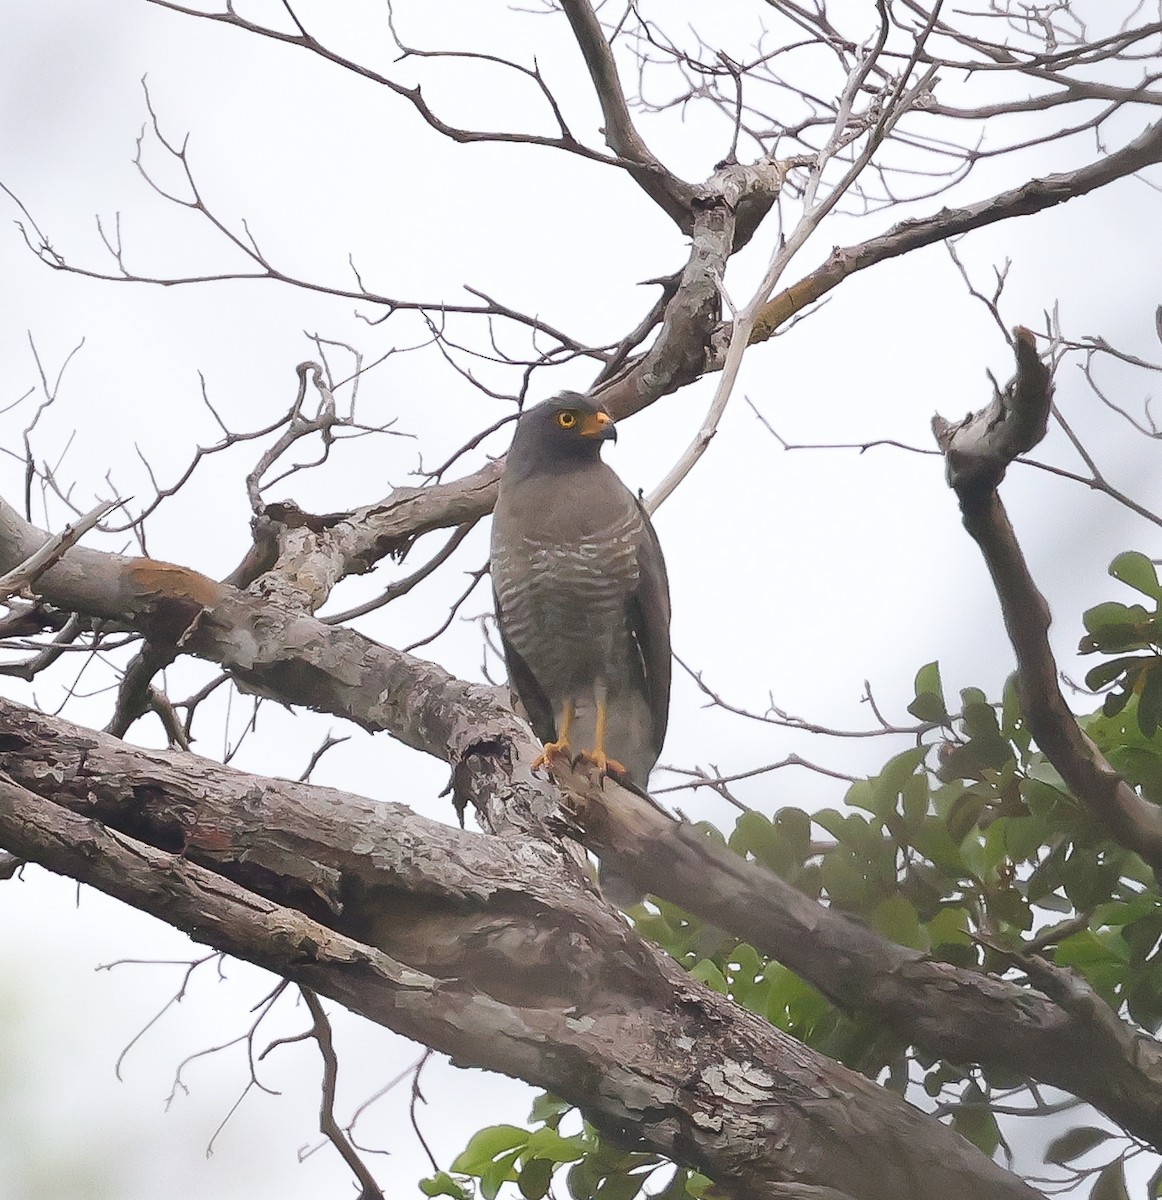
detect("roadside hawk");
top-left (490, 393), bottom-right (671, 791)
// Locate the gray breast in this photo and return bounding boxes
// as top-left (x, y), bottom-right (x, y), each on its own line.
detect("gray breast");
top-left (492, 503), bottom-right (644, 696)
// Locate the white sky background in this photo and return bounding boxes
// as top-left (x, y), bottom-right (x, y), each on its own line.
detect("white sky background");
top-left (1, 1), bottom-right (1161, 1196)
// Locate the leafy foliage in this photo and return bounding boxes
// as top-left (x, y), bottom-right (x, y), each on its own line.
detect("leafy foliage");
top-left (428, 554), bottom-right (1162, 1198)
top-left (1081, 552), bottom-right (1162, 734)
top-left (419, 1099), bottom-right (707, 1200)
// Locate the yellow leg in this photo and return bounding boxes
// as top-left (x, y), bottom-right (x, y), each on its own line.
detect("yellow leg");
top-left (533, 700), bottom-right (574, 771)
top-left (582, 693), bottom-right (627, 779)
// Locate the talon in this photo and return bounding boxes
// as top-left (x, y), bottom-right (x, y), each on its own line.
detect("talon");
top-left (574, 750), bottom-right (628, 780)
top-left (533, 738), bottom-right (572, 773)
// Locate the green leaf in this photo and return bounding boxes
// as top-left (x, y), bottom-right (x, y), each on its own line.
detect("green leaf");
top-left (519, 1157), bottom-right (554, 1200)
top-left (528, 1093), bottom-right (572, 1126)
top-left (420, 1173), bottom-right (470, 1199)
top-left (812, 808), bottom-right (848, 840)
top-left (525, 1128), bottom-right (588, 1164)
top-left (1061, 850), bottom-right (1122, 913)
top-left (482, 1149), bottom-right (523, 1200)
top-left (864, 747), bottom-right (930, 819)
top-left (1025, 841), bottom-right (1065, 904)
top-left (909, 661), bottom-right (949, 723)
top-left (1004, 816), bottom-right (1046, 863)
top-left (908, 692), bottom-right (948, 723)
top-left (914, 660), bottom-right (942, 697)
top-left (1055, 930), bottom-right (1130, 1004)
top-left (1110, 550), bottom-right (1162, 599)
top-left (1000, 673), bottom-right (1030, 754)
top-left (1080, 601), bottom-right (1156, 654)
top-left (729, 809), bottom-right (811, 877)
top-left (845, 780), bottom-right (876, 815)
top-left (1084, 656), bottom-right (1149, 692)
top-left (922, 1061), bottom-right (966, 1099)
top-left (871, 896), bottom-right (923, 948)
top-left (595, 1171), bottom-right (650, 1200)
top-left (568, 1157), bottom-right (599, 1200)
top-left (1044, 1125), bottom-right (1113, 1165)
top-left (1148, 1158), bottom-right (1162, 1199)
top-left (821, 848), bottom-right (869, 908)
top-left (946, 791), bottom-right (988, 844)
top-left (1090, 1160), bottom-right (1131, 1200)
top-left (1141, 664), bottom-right (1162, 737)
top-left (774, 807), bottom-right (811, 863)
top-left (951, 1083), bottom-right (1001, 1158)
top-left (901, 773), bottom-right (930, 826)
top-left (1130, 969), bottom-right (1162, 1032)
top-left (990, 886), bottom-right (1033, 932)
top-left (926, 905), bottom-right (971, 949)
top-left (689, 959), bottom-right (728, 994)
top-left (452, 1126), bottom-right (531, 1175)
top-left (909, 814), bottom-right (967, 873)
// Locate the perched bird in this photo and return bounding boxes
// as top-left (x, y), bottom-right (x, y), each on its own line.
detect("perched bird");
top-left (490, 393), bottom-right (671, 793)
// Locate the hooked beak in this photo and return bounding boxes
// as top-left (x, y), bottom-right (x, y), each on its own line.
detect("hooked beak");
top-left (580, 409), bottom-right (617, 442)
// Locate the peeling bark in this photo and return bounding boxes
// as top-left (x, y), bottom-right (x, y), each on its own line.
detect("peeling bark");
top-left (0, 702), bottom-right (1041, 1200)
top-left (3, 485), bottom-right (1162, 1151)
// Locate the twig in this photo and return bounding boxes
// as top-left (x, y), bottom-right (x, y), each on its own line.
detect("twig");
top-left (408, 1049), bottom-right (439, 1174)
top-left (298, 732), bottom-right (351, 782)
top-left (301, 987), bottom-right (385, 1200)
top-left (647, 26), bottom-right (939, 512)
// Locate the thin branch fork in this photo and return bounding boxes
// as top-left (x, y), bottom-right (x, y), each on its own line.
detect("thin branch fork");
top-left (558, 0), bottom-right (696, 231)
top-left (934, 327), bottom-right (1162, 875)
top-left (300, 988), bottom-right (384, 1200)
top-left (746, 114), bottom-right (1162, 350)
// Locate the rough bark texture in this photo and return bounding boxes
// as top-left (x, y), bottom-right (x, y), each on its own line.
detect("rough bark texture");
top-left (7, 7), bottom-right (1162, 1197)
top-left (3, 486), bottom-right (1162, 1154)
top-left (570, 765), bottom-right (1162, 1148)
top-left (0, 701), bottom-right (1041, 1200)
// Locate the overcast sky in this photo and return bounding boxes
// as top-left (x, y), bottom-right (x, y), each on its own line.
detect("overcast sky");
top-left (2, 2), bottom-right (1161, 1197)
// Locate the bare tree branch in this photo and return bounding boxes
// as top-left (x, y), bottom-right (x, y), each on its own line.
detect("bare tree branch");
top-left (0, 498), bottom-right (121, 601)
top-left (4, 676), bottom-right (1162, 1153)
top-left (558, 0), bottom-right (697, 230)
top-left (935, 328), bottom-right (1162, 873)
top-left (300, 988), bottom-right (385, 1200)
top-left (747, 116), bottom-right (1162, 350)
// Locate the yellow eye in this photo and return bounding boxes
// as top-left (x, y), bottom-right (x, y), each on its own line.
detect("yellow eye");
top-left (557, 410), bottom-right (578, 429)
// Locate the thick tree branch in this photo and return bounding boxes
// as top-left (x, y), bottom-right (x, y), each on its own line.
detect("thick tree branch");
top-left (201, 171), bottom-right (744, 595)
top-left (0, 498), bottom-right (120, 600)
top-left (5, 668), bottom-right (1162, 1153)
top-left (935, 329), bottom-right (1162, 874)
top-left (0, 705), bottom-right (1041, 1200)
top-left (0, 493), bottom-right (567, 844)
top-left (211, 118), bottom-right (1162, 588)
top-left (594, 173), bottom-right (746, 417)
top-left (562, 760), bottom-right (1162, 1151)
